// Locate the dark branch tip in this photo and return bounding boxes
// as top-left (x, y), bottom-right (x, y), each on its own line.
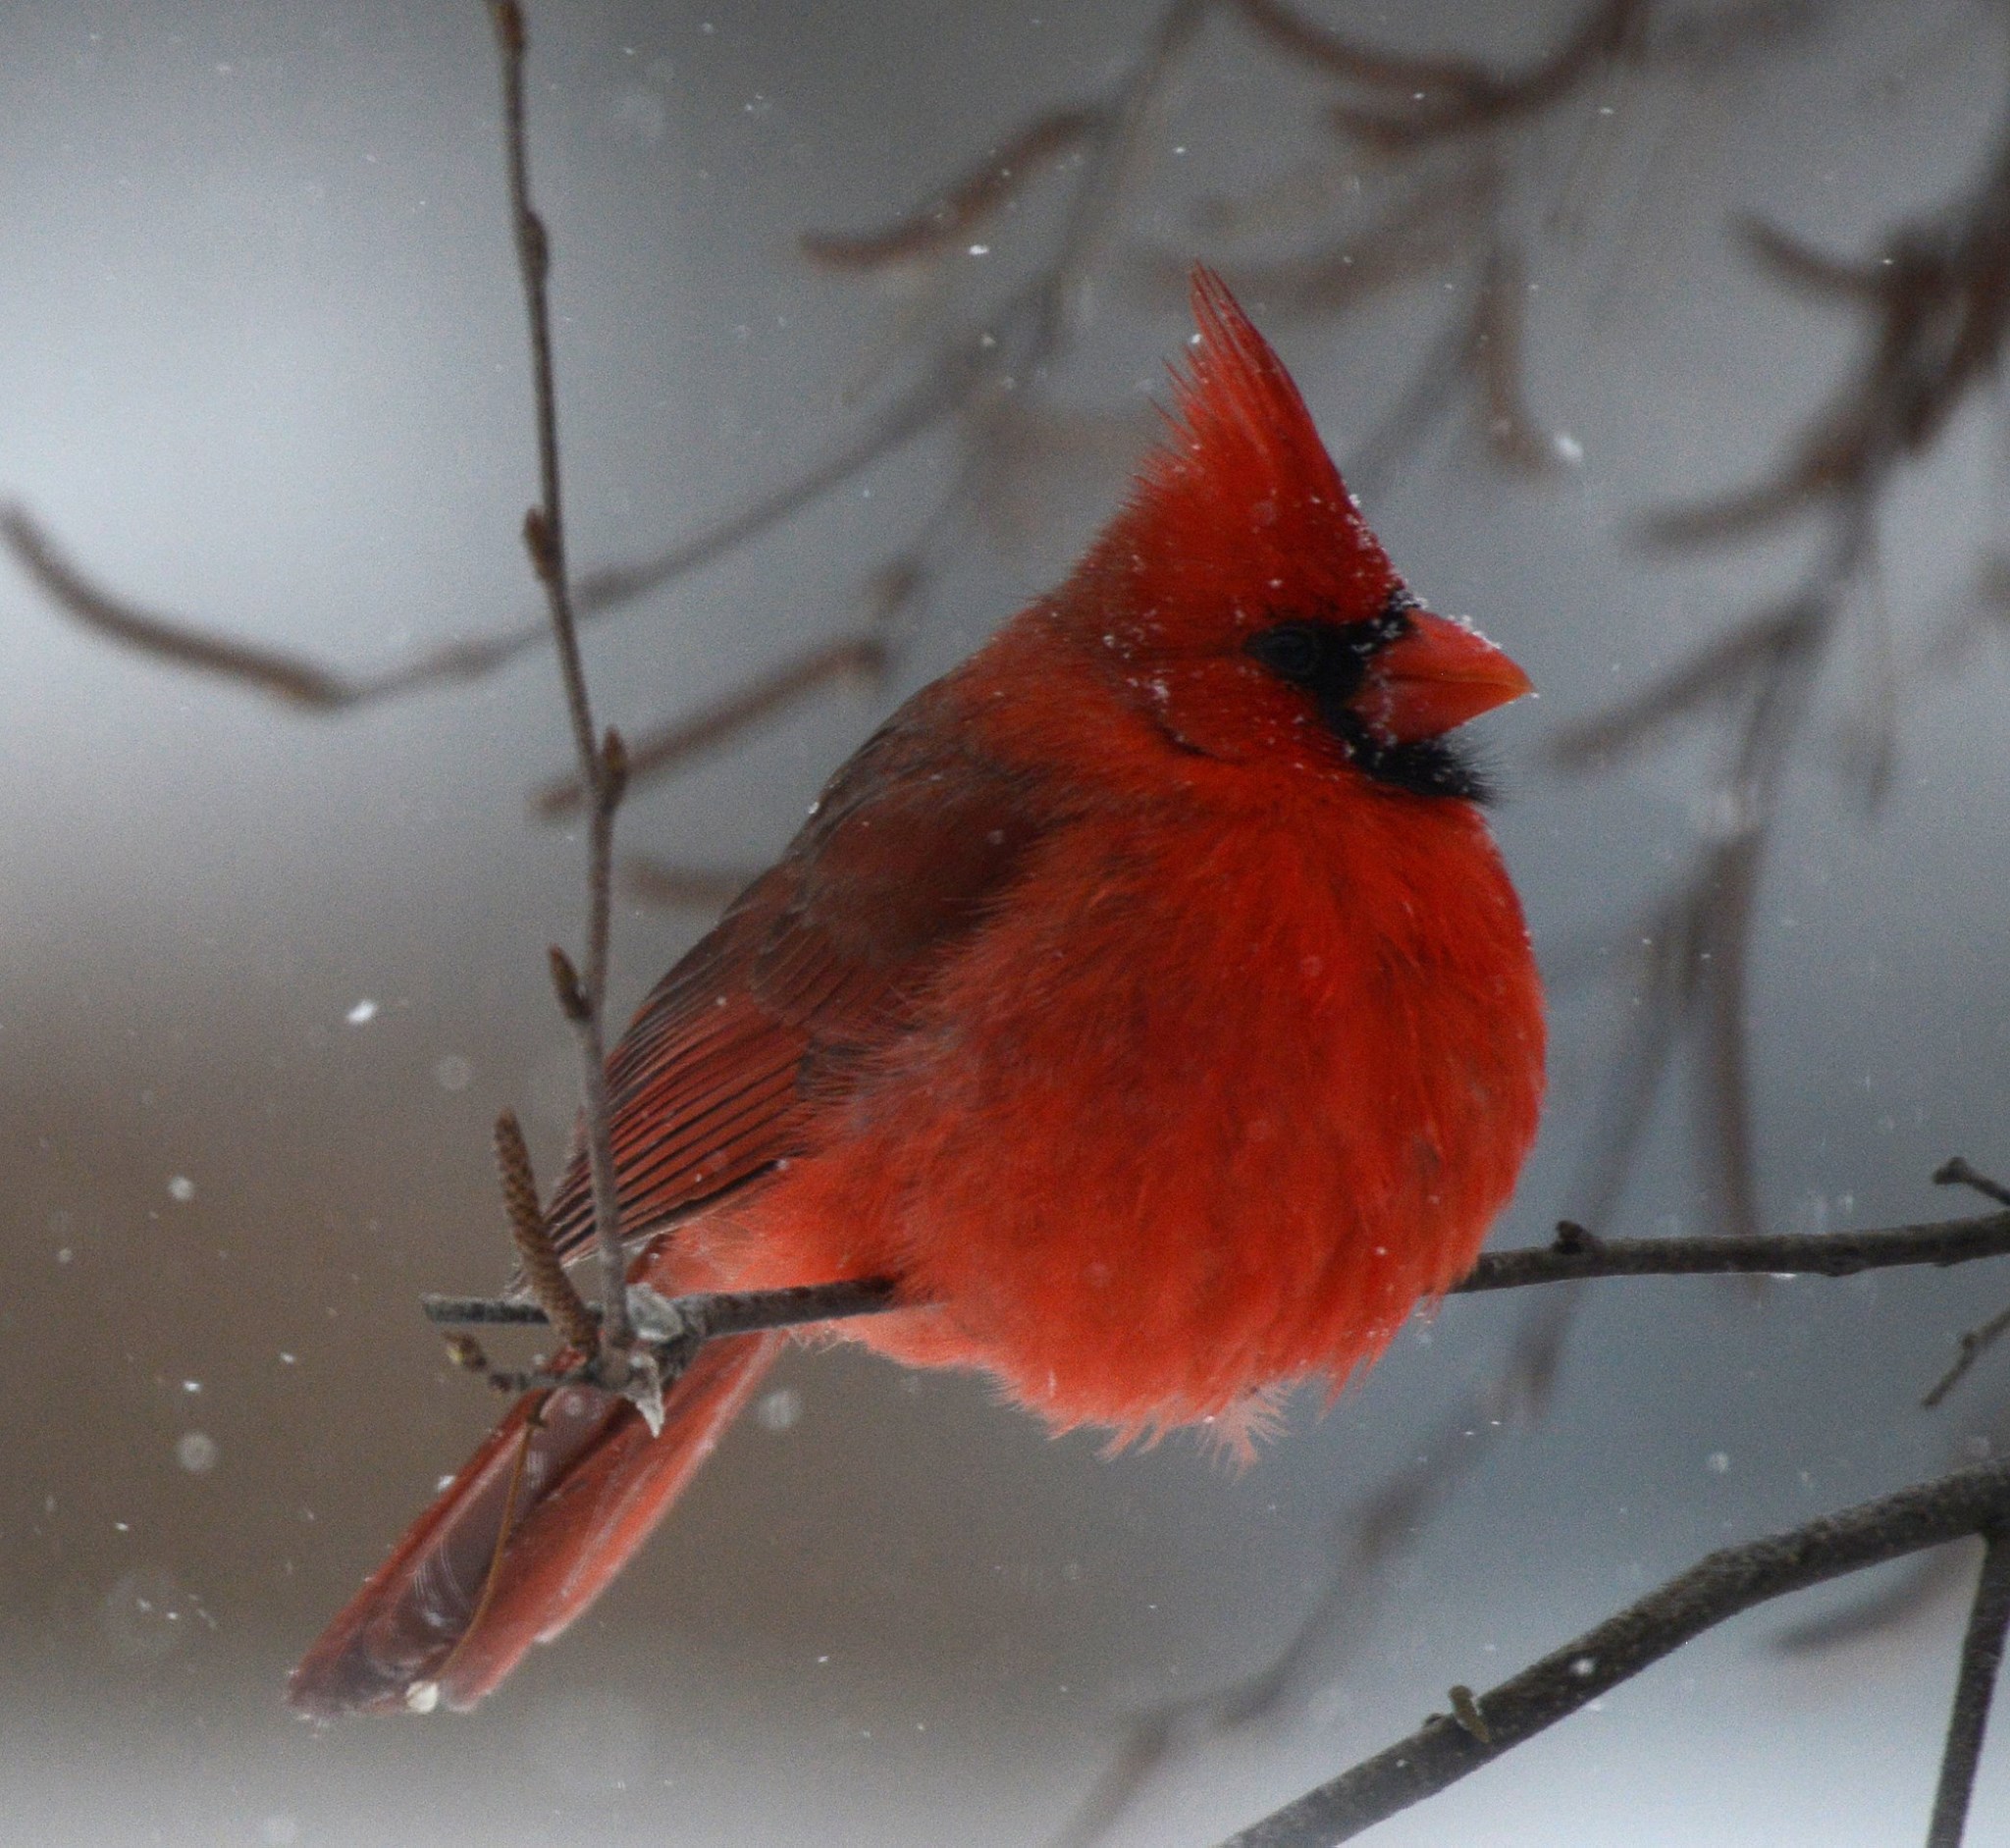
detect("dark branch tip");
top-left (489, 1), bottom-right (526, 57)
top-left (1934, 1156), bottom-right (2010, 1208)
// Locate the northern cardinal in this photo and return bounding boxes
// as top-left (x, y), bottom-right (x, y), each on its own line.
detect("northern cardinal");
top-left (290, 270), bottom-right (1543, 1717)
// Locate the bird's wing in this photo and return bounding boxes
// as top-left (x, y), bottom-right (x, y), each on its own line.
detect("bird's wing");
top-left (544, 690), bottom-right (1060, 1263)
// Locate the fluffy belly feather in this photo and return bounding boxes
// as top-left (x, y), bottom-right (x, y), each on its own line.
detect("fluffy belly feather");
top-left (686, 794), bottom-right (1544, 1437)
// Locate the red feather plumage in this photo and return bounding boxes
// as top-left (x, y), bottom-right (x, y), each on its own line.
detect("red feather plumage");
top-left (290, 269), bottom-right (1544, 1717)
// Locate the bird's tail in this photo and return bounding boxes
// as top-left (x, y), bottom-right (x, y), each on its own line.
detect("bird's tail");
top-left (288, 1331), bottom-right (782, 1717)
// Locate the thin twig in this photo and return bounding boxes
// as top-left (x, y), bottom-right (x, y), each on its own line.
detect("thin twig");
top-left (490, 0), bottom-right (633, 1371)
top-left (621, 856), bottom-right (758, 914)
top-left (1736, 211), bottom-right (1896, 304)
top-left (422, 1276), bottom-right (900, 1339)
top-left (0, 508), bottom-right (357, 706)
top-left (420, 1270), bottom-right (900, 1375)
top-left (423, 1276), bottom-right (902, 1396)
top-left (1927, 1528), bottom-right (2010, 1848)
top-left (1543, 94), bottom-right (2010, 1303)
top-left (1455, 1211), bottom-right (2010, 1293)
top-left (1940, 1158), bottom-right (2010, 1209)
top-left (1215, 1458), bottom-right (2010, 1847)
top-left (1469, 239), bottom-right (1561, 472)
top-left (1926, 1305), bottom-right (2010, 1411)
top-left (1154, 167), bottom-right (1495, 322)
top-left (535, 632), bottom-right (887, 817)
top-left (800, 106), bottom-right (1105, 270)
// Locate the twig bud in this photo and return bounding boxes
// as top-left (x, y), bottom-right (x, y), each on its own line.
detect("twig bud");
top-left (1448, 1685), bottom-right (1492, 1744)
top-left (522, 505), bottom-right (560, 585)
top-left (601, 725), bottom-right (629, 804)
top-left (520, 208), bottom-right (551, 285)
top-left (547, 944), bottom-right (589, 1021)
top-left (443, 1333), bottom-right (490, 1374)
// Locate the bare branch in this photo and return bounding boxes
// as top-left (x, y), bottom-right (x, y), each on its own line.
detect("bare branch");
top-left (1546, 597), bottom-right (1819, 769)
top-left (1150, 167), bottom-right (1495, 320)
top-left (1736, 212), bottom-right (1897, 304)
top-left (433, 1204), bottom-right (2010, 1335)
top-left (0, 506), bottom-right (358, 708)
top-left (621, 856), bottom-right (758, 914)
top-left (1470, 240), bottom-right (1561, 474)
top-left (1455, 1209), bottom-right (2010, 1294)
top-left (800, 107), bottom-right (1105, 271)
top-left (422, 1277), bottom-right (900, 1341)
top-left (491, 0), bottom-right (633, 1372)
top-left (1925, 1305), bottom-right (2010, 1411)
top-left (1215, 1458), bottom-right (2010, 1847)
top-left (1928, 1529), bottom-right (2010, 1848)
top-left (1231, 0), bottom-right (1498, 95)
top-left (1319, 0), bottom-right (1648, 152)
top-left (1774, 1543), bottom-right (1974, 1655)
top-left (536, 632), bottom-right (887, 818)
top-left (1940, 1158), bottom-right (2010, 1210)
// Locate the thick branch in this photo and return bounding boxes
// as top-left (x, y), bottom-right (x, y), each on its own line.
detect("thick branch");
top-left (1217, 1458), bottom-right (2010, 1847)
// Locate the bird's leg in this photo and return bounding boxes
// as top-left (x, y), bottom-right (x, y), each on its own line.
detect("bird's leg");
top-left (418, 1277), bottom-right (906, 1402)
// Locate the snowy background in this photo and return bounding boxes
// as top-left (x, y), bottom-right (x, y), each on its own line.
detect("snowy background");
top-left (4, 2), bottom-right (2010, 1843)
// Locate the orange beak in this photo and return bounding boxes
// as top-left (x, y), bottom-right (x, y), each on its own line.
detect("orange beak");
top-left (1363, 609), bottom-right (1533, 743)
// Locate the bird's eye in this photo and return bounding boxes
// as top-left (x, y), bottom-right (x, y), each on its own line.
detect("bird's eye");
top-left (1245, 621), bottom-right (1327, 686)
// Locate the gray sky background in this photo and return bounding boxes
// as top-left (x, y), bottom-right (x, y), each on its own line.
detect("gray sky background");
top-left (4, 2), bottom-right (2010, 1843)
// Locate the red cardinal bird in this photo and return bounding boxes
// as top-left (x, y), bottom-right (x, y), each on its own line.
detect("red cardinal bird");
top-left (290, 270), bottom-right (1544, 1717)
